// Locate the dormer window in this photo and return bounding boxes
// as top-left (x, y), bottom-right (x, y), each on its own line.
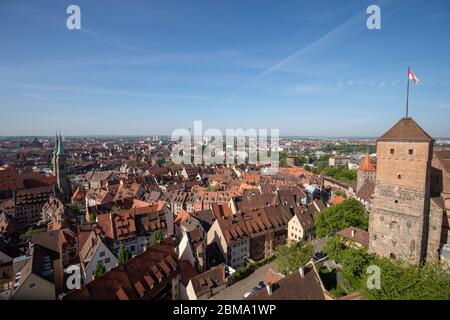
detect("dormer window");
top-left (390, 148), bottom-right (395, 155)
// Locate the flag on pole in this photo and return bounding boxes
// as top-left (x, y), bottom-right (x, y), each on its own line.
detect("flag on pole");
top-left (408, 69), bottom-right (420, 83)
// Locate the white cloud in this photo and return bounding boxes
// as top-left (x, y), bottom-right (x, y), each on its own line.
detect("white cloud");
top-left (390, 80), bottom-right (399, 87)
top-left (289, 84), bottom-right (334, 94)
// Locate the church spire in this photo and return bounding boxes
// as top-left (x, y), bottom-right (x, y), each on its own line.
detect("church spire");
top-left (54, 133), bottom-right (59, 154)
top-left (52, 131), bottom-right (70, 202)
top-left (56, 132), bottom-right (65, 156)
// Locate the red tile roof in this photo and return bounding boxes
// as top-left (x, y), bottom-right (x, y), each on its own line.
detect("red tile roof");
top-left (247, 265), bottom-right (325, 300)
top-left (337, 226), bottom-right (369, 247)
top-left (378, 117), bottom-right (433, 142)
top-left (64, 239), bottom-right (179, 300)
top-left (359, 154), bottom-right (376, 172)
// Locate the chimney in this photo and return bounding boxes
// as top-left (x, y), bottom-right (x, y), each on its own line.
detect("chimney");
top-left (299, 266), bottom-right (305, 278)
top-left (351, 229), bottom-right (356, 238)
top-left (266, 283), bottom-right (272, 296)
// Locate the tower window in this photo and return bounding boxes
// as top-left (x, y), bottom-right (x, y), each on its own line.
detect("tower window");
top-left (390, 148), bottom-right (395, 155)
top-left (408, 149), bottom-right (414, 155)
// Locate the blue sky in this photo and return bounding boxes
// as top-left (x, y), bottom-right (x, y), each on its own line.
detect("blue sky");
top-left (1, 0), bottom-right (449, 137)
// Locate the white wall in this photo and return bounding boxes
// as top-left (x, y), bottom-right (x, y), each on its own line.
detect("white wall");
top-left (84, 242), bottom-right (117, 283)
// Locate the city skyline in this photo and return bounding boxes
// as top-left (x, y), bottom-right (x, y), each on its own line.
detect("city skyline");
top-left (1, 0), bottom-right (450, 137)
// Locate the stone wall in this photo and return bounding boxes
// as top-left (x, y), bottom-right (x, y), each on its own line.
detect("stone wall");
top-left (426, 199), bottom-right (445, 262)
top-left (369, 140), bottom-right (433, 264)
top-left (369, 207), bottom-right (425, 264)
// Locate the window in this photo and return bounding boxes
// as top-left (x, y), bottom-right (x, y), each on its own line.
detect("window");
top-left (99, 251), bottom-right (105, 257)
top-left (105, 258), bottom-right (111, 264)
top-left (398, 174), bottom-right (401, 179)
top-left (408, 149), bottom-right (414, 155)
top-left (390, 148), bottom-right (395, 155)
top-left (29, 283), bottom-right (36, 289)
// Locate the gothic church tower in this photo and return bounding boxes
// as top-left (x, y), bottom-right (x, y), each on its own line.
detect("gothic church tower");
top-left (53, 133), bottom-right (70, 202)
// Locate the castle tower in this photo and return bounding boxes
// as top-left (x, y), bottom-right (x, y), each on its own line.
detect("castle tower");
top-left (53, 133), bottom-right (70, 202)
top-left (356, 154), bottom-right (376, 192)
top-left (368, 117), bottom-right (434, 264)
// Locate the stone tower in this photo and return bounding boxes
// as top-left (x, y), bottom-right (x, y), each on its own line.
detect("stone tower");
top-left (368, 117), bottom-right (434, 264)
top-left (53, 133), bottom-right (70, 202)
top-left (356, 154), bottom-right (376, 193)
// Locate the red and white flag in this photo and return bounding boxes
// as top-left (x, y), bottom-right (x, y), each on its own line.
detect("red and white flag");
top-left (408, 69), bottom-right (420, 83)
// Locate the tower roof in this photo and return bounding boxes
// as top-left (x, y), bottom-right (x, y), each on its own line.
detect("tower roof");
top-left (54, 134), bottom-right (58, 154)
top-left (377, 117), bottom-right (433, 142)
top-left (55, 133), bottom-right (65, 156)
top-left (359, 154), bottom-right (375, 172)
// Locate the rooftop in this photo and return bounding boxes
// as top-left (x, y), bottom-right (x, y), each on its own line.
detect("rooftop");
top-left (377, 117), bottom-right (433, 142)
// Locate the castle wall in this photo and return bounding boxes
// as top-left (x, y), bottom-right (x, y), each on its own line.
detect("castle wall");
top-left (369, 140), bottom-right (433, 264)
top-left (426, 199), bottom-right (445, 261)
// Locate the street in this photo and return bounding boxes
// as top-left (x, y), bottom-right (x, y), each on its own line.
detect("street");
top-left (210, 237), bottom-right (328, 300)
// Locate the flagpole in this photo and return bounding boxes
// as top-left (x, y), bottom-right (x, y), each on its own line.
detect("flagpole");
top-left (406, 66), bottom-right (410, 118)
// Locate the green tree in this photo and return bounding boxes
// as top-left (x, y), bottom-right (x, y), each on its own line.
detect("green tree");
top-left (318, 165), bottom-right (357, 184)
top-left (361, 258), bottom-right (450, 300)
top-left (279, 151), bottom-right (288, 167)
top-left (333, 166), bottom-right (357, 184)
top-left (314, 198), bottom-right (368, 237)
top-left (94, 261), bottom-right (106, 278)
top-left (152, 230), bottom-right (165, 244)
top-left (324, 166), bottom-right (337, 177)
top-left (322, 236), bottom-right (450, 300)
top-left (156, 158), bottom-right (166, 167)
top-left (68, 202), bottom-right (80, 214)
top-left (340, 247), bottom-right (373, 277)
top-left (275, 241), bottom-right (313, 276)
top-left (88, 212), bottom-right (96, 224)
top-left (317, 154), bottom-right (330, 163)
top-left (117, 244), bottom-right (131, 264)
top-left (296, 155), bottom-right (307, 166)
top-left (334, 189), bottom-right (347, 198)
top-left (66, 159), bottom-right (77, 168)
top-left (322, 236), bottom-right (346, 262)
top-left (19, 227), bottom-right (46, 242)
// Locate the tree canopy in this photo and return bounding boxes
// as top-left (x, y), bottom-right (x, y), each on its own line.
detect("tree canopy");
top-left (306, 165), bottom-right (357, 184)
top-left (275, 241), bottom-right (313, 276)
top-left (314, 198), bottom-right (368, 238)
top-left (152, 230), bottom-right (165, 244)
top-left (118, 244), bottom-right (131, 264)
top-left (334, 189), bottom-right (347, 198)
top-left (324, 165), bottom-right (357, 184)
top-left (94, 261), bottom-right (106, 278)
top-left (322, 236), bottom-right (450, 300)
top-left (19, 227), bottom-right (46, 243)
top-left (296, 155), bottom-right (307, 166)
